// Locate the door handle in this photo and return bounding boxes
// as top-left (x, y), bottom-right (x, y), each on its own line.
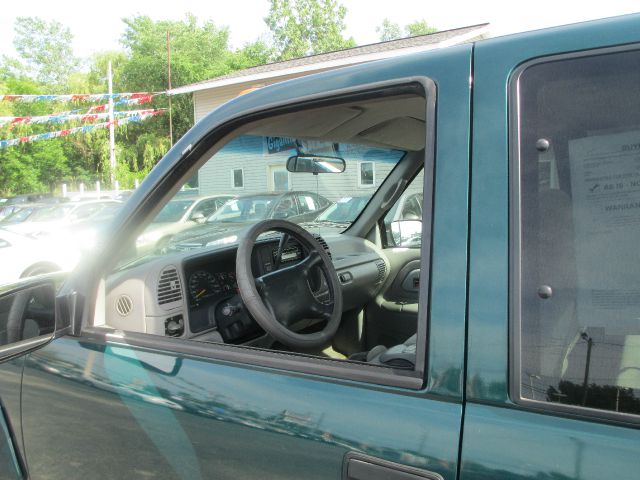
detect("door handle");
top-left (343, 452), bottom-right (444, 480)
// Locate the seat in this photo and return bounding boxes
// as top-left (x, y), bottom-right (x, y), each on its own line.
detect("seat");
top-left (273, 199), bottom-right (295, 219)
top-left (351, 334), bottom-right (417, 369)
top-left (254, 203), bottom-right (267, 217)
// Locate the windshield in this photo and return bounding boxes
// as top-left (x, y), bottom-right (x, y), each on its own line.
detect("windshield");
top-left (1, 206), bottom-right (36, 224)
top-left (314, 196), bottom-right (372, 223)
top-left (153, 199), bottom-right (195, 223)
top-left (207, 196), bottom-right (274, 223)
top-left (29, 205), bottom-right (73, 221)
top-left (125, 133), bottom-right (407, 259)
top-left (87, 205), bottom-right (122, 222)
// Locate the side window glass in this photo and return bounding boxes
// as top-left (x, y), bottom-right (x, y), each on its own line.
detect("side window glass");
top-left (72, 205), bottom-right (98, 220)
top-left (516, 48), bottom-right (640, 416)
top-left (191, 199), bottom-right (218, 219)
top-left (296, 194), bottom-right (318, 214)
top-left (271, 195), bottom-right (298, 219)
top-left (383, 170), bottom-right (424, 248)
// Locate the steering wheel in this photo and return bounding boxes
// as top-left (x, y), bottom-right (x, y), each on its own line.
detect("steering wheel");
top-left (236, 219), bottom-right (343, 349)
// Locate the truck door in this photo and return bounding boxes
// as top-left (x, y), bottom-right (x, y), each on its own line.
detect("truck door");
top-left (0, 276), bottom-right (64, 479)
top-left (19, 46), bottom-right (473, 479)
top-left (463, 14), bottom-right (640, 480)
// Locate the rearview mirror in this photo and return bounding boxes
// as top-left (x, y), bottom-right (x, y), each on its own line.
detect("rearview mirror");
top-left (286, 155), bottom-right (346, 174)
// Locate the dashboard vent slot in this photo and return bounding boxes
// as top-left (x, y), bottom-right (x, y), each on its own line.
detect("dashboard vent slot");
top-left (115, 295), bottom-right (133, 316)
top-left (312, 234), bottom-right (331, 259)
top-left (375, 260), bottom-right (387, 284)
top-left (157, 267), bottom-right (183, 306)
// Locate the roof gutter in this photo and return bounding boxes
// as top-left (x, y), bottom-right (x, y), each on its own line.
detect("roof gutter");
top-left (168, 25), bottom-right (491, 96)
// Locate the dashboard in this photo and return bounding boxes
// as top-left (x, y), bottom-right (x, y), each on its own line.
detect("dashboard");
top-left (104, 233), bottom-right (389, 346)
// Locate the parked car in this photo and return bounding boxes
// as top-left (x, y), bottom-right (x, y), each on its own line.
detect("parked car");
top-left (0, 204), bottom-right (23, 222)
top-left (168, 191), bottom-right (331, 250)
top-left (0, 229), bottom-right (80, 284)
top-left (300, 195), bottom-right (372, 234)
top-left (135, 194), bottom-right (235, 254)
top-left (0, 203), bottom-right (52, 226)
top-left (0, 14), bottom-right (639, 480)
top-left (2, 200), bottom-right (120, 237)
top-left (46, 203), bottom-right (125, 252)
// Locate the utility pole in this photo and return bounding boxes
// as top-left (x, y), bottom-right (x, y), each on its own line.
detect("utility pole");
top-left (581, 332), bottom-right (594, 406)
top-left (108, 61), bottom-right (116, 187)
top-left (167, 31), bottom-right (173, 147)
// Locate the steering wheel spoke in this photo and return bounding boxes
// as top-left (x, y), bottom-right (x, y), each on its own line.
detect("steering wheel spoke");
top-left (236, 219), bottom-right (343, 349)
top-left (299, 250), bottom-right (323, 274)
top-left (309, 300), bottom-right (334, 320)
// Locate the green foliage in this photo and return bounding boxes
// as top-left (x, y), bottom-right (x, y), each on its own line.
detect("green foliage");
top-left (120, 14), bottom-right (232, 91)
top-left (119, 14), bottom-right (236, 141)
top-left (87, 51), bottom-right (129, 93)
top-left (0, 5), bottom-right (364, 195)
top-left (265, 0), bottom-right (356, 60)
top-left (377, 19), bottom-right (402, 42)
top-left (13, 17), bottom-right (79, 88)
top-left (405, 20), bottom-right (438, 37)
top-left (376, 18), bottom-right (438, 42)
top-left (0, 141), bottom-right (69, 195)
top-left (229, 39), bottom-right (275, 71)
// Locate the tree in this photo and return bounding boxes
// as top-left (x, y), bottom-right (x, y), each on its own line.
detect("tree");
top-left (119, 14), bottom-right (235, 142)
top-left (229, 39), bottom-right (275, 71)
top-left (405, 20), bottom-right (438, 37)
top-left (0, 13), bottom-right (278, 194)
top-left (87, 51), bottom-right (129, 94)
top-left (265, 0), bottom-right (356, 60)
top-left (376, 19), bottom-right (402, 42)
top-left (376, 18), bottom-right (438, 42)
top-left (13, 17), bottom-right (79, 88)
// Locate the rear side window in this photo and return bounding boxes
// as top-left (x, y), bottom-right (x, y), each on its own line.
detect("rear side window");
top-left (514, 48), bottom-right (640, 418)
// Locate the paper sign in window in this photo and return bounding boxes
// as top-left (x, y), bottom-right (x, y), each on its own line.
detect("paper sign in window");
top-left (569, 130), bottom-right (640, 334)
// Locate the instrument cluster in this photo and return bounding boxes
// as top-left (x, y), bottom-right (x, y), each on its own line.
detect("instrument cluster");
top-left (187, 269), bottom-right (237, 305)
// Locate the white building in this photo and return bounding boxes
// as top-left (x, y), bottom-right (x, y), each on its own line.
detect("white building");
top-left (169, 24), bottom-right (490, 198)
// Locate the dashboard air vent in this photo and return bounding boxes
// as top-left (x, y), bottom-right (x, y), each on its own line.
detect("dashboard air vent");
top-left (375, 260), bottom-right (387, 284)
top-left (157, 266), bottom-right (183, 306)
top-left (312, 234), bottom-right (331, 259)
top-left (115, 295), bottom-right (133, 316)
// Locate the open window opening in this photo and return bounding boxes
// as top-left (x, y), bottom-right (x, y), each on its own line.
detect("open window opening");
top-left (92, 82), bottom-right (434, 387)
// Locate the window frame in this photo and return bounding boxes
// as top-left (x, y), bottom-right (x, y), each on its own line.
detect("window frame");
top-left (358, 161), bottom-right (376, 188)
top-left (78, 79), bottom-right (436, 391)
top-left (509, 44), bottom-right (640, 425)
top-left (231, 168), bottom-right (244, 189)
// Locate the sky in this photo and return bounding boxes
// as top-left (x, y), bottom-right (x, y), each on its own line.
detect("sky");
top-left (0, 1), bottom-right (639, 61)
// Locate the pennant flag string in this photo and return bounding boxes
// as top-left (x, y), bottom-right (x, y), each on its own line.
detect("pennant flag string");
top-left (0, 109), bottom-right (162, 127)
top-left (0, 110), bottom-right (166, 149)
top-left (48, 95), bottom-right (157, 118)
top-left (87, 95), bottom-right (155, 113)
top-left (0, 92), bottom-right (163, 103)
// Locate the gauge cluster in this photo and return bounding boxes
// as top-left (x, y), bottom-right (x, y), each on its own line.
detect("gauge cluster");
top-left (181, 238), bottom-right (314, 338)
top-left (188, 270), bottom-right (237, 305)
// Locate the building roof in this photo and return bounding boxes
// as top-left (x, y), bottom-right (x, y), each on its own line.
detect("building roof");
top-left (169, 23), bottom-right (489, 95)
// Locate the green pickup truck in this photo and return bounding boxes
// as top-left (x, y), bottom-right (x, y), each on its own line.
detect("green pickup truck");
top-left (0, 13), bottom-right (638, 480)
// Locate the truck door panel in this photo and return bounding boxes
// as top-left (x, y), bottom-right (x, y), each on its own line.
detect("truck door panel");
top-left (463, 14), bottom-right (640, 480)
top-left (21, 46), bottom-right (473, 479)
